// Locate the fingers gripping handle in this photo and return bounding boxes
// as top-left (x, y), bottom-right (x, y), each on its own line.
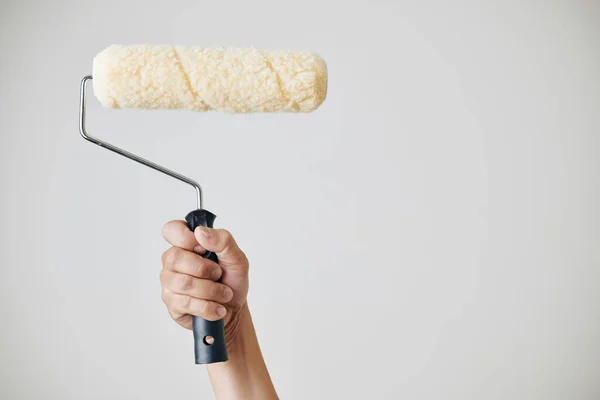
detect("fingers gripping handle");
top-left (185, 209), bottom-right (229, 364)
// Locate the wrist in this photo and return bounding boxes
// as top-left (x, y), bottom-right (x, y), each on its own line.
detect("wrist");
top-left (206, 303), bottom-right (278, 400)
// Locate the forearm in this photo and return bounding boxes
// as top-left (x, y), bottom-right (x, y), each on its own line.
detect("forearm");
top-left (207, 304), bottom-right (278, 400)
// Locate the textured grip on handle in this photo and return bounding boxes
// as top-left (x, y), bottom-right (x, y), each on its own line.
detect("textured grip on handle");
top-left (185, 209), bottom-right (228, 365)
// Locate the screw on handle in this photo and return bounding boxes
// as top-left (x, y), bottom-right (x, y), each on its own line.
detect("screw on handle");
top-left (185, 209), bottom-right (228, 364)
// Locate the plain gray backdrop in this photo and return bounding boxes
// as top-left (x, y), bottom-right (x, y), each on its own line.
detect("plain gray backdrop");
top-left (1, 0), bottom-right (599, 399)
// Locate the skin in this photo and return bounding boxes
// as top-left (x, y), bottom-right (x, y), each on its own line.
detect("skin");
top-left (161, 221), bottom-right (278, 400)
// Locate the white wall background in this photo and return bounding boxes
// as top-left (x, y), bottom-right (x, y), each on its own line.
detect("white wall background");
top-left (1, 0), bottom-right (599, 399)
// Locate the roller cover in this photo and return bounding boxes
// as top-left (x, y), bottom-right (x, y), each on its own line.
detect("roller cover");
top-left (92, 45), bottom-right (327, 113)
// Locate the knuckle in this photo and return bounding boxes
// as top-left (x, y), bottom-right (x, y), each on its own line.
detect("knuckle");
top-left (179, 295), bottom-right (192, 309)
top-left (221, 229), bottom-right (233, 241)
top-left (194, 260), bottom-right (209, 278)
top-left (169, 309), bottom-right (186, 323)
top-left (216, 229), bottom-right (234, 252)
top-left (178, 273), bottom-right (193, 291)
top-left (159, 269), bottom-right (169, 284)
top-left (208, 283), bottom-right (220, 299)
top-left (164, 247), bottom-right (181, 269)
top-left (222, 286), bottom-right (232, 302)
top-left (201, 300), bottom-right (210, 316)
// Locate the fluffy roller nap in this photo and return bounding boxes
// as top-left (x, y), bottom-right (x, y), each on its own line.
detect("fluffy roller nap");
top-left (92, 45), bottom-right (327, 113)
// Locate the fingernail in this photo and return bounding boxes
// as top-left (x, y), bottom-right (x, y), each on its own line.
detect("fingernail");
top-left (195, 226), bottom-right (213, 239)
top-left (216, 306), bottom-right (226, 316)
top-left (210, 269), bottom-right (221, 281)
top-left (224, 287), bottom-right (234, 301)
top-left (193, 245), bottom-right (204, 254)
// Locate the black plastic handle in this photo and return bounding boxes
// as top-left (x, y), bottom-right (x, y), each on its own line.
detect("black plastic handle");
top-left (185, 209), bottom-right (228, 365)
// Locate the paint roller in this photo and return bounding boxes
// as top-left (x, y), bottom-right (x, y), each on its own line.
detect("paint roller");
top-left (78, 44), bottom-right (327, 365)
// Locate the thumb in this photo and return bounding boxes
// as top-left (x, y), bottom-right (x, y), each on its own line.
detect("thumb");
top-left (194, 226), bottom-right (248, 267)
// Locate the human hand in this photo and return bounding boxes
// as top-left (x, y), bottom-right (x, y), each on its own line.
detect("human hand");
top-left (160, 221), bottom-right (249, 342)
